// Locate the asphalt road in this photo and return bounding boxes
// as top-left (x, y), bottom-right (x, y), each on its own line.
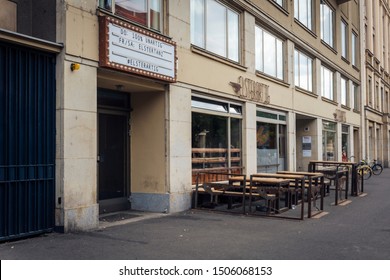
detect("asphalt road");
top-left (1, 169), bottom-right (390, 260)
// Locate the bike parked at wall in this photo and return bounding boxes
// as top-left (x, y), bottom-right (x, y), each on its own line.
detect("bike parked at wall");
top-left (356, 159), bottom-right (383, 180)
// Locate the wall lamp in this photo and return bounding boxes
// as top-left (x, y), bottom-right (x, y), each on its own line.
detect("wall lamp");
top-left (70, 63), bottom-right (80, 71)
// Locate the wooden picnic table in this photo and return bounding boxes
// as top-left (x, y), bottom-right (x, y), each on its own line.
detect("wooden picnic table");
top-left (308, 160), bottom-right (362, 196)
top-left (276, 171), bottom-right (325, 218)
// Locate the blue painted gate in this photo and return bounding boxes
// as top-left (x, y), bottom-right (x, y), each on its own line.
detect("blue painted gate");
top-left (0, 42), bottom-right (56, 241)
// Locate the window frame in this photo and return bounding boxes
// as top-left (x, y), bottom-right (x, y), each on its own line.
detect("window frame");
top-left (352, 82), bottom-right (360, 111)
top-left (294, 0), bottom-right (313, 31)
top-left (255, 25), bottom-right (285, 81)
top-left (294, 48), bottom-right (313, 92)
top-left (351, 31), bottom-right (358, 67)
top-left (190, 0), bottom-right (241, 63)
top-left (341, 20), bottom-right (348, 60)
top-left (321, 65), bottom-right (335, 101)
top-left (340, 76), bottom-right (348, 107)
top-left (98, 0), bottom-right (164, 32)
top-left (191, 95), bottom-right (243, 173)
top-left (272, 0), bottom-right (287, 10)
top-left (320, 0), bottom-right (335, 48)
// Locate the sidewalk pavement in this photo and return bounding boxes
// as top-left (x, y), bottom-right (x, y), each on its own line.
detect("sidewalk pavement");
top-left (1, 169), bottom-right (390, 260)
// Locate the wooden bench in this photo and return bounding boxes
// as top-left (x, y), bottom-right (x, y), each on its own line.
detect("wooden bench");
top-left (193, 171), bottom-right (248, 212)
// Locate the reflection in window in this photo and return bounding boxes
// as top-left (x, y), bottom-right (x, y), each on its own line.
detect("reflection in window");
top-left (321, 65), bottom-right (334, 100)
top-left (353, 83), bottom-right (359, 111)
top-left (191, 0), bottom-right (240, 62)
top-left (191, 97), bottom-right (242, 174)
top-left (342, 125), bottom-right (349, 161)
top-left (341, 77), bottom-right (348, 106)
top-left (273, 0), bottom-right (285, 8)
top-left (352, 32), bottom-right (358, 67)
top-left (256, 26), bottom-right (284, 80)
top-left (294, 49), bottom-right (313, 92)
top-left (320, 1), bottom-right (334, 47)
top-left (99, 0), bottom-right (162, 31)
top-left (341, 21), bottom-right (348, 59)
top-left (295, 0), bottom-right (312, 30)
top-left (323, 121), bottom-right (337, 161)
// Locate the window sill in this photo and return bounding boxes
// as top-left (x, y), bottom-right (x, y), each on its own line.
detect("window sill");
top-left (255, 71), bottom-right (289, 87)
top-left (341, 104), bottom-right (351, 111)
top-left (294, 19), bottom-right (317, 39)
top-left (295, 87), bottom-right (318, 98)
top-left (353, 108), bottom-right (361, 114)
top-left (352, 64), bottom-right (360, 72)
top-left (321, 40), bottom-right (337, 55)
top-left (321, 97), bottom-right (338, 106)
top-left (269, 1), bottom-right (289, 16)
top-left (191, 45), bottom-right (247, 72)
top-left (341, 57), bottom-right (350, 65)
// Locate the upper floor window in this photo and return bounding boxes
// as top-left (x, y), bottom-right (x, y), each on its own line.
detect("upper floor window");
top-left (341, 20), bottom-right (348, 59)
top-left (294, 0), bottom-right (313, 31)
top-left (256, 26), bottom-right (284, 80)
top-left (294, 49), bottom-right (313, 92)
top-left (352, 32), bottom-right (358, 67)
top-left (352, 83), bottom-right (360, 111)
top-left (99, 0), bottom-right (163, 32)
top-left (272, 0), bottom-right (286, 9)
top-left (340, 77), bottom-right (348, 106)
top-left (321, 65), bottom-right (334, 100)
top-left (191, 0), bottom-right (240, 62)
top-left (320, 1), bottom-right (334, 48)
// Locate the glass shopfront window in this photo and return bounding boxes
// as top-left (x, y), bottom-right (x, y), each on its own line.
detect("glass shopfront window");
top-left (191, 96), bottom-right (242, 173)
top-left (256, 109), bottom-right (287, 173)
top-left (342, 125), bottom-right (349, 162)
top-left (323, 121), bottom-right (337, 161)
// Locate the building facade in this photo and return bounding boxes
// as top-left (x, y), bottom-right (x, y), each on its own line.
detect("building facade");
top-left (0, 0), bottom-right (380, 238)
top-left (362, 0), bottom-right (390, 167)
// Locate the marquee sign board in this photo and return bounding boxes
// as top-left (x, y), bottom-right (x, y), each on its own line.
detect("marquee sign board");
top-left (99, 16), bottom-right (176, 82)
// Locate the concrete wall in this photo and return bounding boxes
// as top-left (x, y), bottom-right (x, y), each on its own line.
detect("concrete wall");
top-left (55, 1), bottom-right (99, 232)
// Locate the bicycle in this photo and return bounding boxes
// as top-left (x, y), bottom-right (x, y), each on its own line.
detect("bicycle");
top-left (370, 159), bottom-right (383, 175)
top-left (356, 162), bottom-right (372, 180)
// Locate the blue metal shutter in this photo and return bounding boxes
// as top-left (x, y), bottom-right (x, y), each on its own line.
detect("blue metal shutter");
top-left (0, 42), bottom-right (56, 241)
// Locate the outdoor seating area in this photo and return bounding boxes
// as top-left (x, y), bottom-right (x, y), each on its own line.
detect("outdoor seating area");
top-left (192, 161), bottom-right (366, 220)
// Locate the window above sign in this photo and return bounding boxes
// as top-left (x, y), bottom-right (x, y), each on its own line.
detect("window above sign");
top-left (99, 0), bottom-right (163, 32)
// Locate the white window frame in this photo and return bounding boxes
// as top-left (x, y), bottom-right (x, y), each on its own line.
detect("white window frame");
top-left (255, 25), bottom-right (284, 80)
top-left (190, 0), bottom-right (240, 63)
top-left (341, 20), bottom-right (348, 59)
top-left (340, 76), bottom-right (348, 106)
top-left (294, 0), bottom-right (313, 31)
top-left (352, 82), bottom-right (359, 111)
top-left (352, 32), bottom-right (358, 67)
top-left (294, 49), bottom-right (313, 92)
top-left (321, 65), bottom-right (334, 100)
top-left (320, 0), bottom-right (334, 48)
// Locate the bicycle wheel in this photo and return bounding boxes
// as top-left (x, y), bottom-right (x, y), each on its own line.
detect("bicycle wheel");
top-left (360, 166), bottom-right (372, 180)
top-left (372, 164), bottom-right (383, 175)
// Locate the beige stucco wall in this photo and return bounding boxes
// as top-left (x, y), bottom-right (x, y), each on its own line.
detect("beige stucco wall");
top-left (56, 1), bottom-right (99, 232)
top-left (131, 92), bottom-right (166, 194)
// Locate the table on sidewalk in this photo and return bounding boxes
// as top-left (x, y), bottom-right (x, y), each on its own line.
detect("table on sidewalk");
top-left (308, 160), bottom-right (362, 197)
top-left (253, 173), bottom-right (305, 218)
top-left (277, 171), bottom-right (325, 218)
top-left (246, 175), bottom-right (305, 220)
top-left (194, 171), bottom-right (248, 213)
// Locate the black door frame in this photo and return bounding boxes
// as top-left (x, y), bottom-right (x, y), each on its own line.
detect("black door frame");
top-left (97, 91), bottom-right (131, 214)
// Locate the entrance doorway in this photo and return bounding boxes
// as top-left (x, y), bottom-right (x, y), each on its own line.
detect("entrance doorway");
top-left (98, 90), bottom-right (131, 213)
